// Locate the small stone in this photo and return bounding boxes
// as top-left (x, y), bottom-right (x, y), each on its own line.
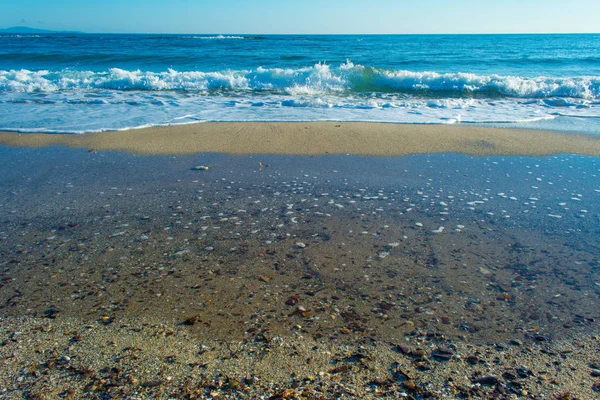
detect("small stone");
top-left (141, 380), bottom-right (163, 388)
top-left (44, 307), bottom-right (62, 319)
top-left (474, 375), bottom-right (499, 385)
top-left (182, 316), bottom-right (200, 326)
top-left (591, 369), bottom-right (600, 377)
top-left (57, 356), bottom-right (70, 365)
top-left (433, 352), bottom-right (452, 361)
top-left (432, 348), bottom-right (454, 361)
top-left (509, 339), bottom-right (523, 346)
top-left (531, 334), bottom-right (549, 342)
top-left (466, 355), bottom-right (480, 365)
top-left (296, 242), bottom-right (306, 248)
top-left (502, 371), bottom-right (518, 381)
top-left (370, 378), bottom-right (387, 386)
top-left (285, 296), bottom-right (299, 306)
top-left (411, 349), bottom-right (426, 358)
top-left (259, 275), bottom-right (270, 283)
top-left (329, 364), bottom-right (351, 374)
top-left (402, 380), bottom-right (416, 390)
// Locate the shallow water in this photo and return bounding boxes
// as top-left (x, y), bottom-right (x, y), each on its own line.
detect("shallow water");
top-left (1, 146), bottom-right (598, 346)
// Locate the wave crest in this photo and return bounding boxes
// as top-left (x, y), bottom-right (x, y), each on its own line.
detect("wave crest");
top-left (1, 62), bottom-right (599, 99)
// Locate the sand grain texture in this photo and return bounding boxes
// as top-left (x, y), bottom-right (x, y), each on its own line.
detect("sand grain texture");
top-left (1, 122), bottom-right (600, 156)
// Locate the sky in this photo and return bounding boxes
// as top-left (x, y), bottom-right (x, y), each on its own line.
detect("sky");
top-left (1, 0), bottom-right (599, 34)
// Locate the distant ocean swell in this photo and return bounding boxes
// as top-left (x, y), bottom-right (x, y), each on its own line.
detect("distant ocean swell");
top-left (2, 62), bottom-right (599, 100)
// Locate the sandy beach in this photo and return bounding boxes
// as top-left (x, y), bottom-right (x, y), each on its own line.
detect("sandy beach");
top-left (1, 122), bottom-right (600, 156)
top-left (1, 125), bottom-right (600, 398)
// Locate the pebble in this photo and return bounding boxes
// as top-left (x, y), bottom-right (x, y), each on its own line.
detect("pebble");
top-left (396, 345), bottom-right (410, 355)
top-left (57, 356), bottom-right (71, 365)
top-left (402, 380), bottom-right (416, 390)
top-left (473, 375), bottom-right (499, 385)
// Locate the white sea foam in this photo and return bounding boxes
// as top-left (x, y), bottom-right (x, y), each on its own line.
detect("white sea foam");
top-left (189, 35), bottom-right (245, 40)
top-left (1, 63), bottom-right (599, 99)
top-left (1, 62), bottom-right (600, 133)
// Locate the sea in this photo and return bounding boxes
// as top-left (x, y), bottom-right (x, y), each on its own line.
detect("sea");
top-left (0, 33), bottom-right (599, 134)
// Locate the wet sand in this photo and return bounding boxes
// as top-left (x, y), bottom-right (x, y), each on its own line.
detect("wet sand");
top-left (1, 122), bottom-right (600, 156)
top-left (1, 141), bottom-right (600, 398)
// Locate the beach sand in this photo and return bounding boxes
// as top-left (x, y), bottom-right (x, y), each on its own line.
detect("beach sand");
top-left (1, 122), bottom-right (600, 156)
top-left (1, 126), bottom-right (600, 398)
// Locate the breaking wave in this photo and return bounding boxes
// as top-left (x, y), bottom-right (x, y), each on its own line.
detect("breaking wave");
top-left (2, 62), bottom-right (599, 99)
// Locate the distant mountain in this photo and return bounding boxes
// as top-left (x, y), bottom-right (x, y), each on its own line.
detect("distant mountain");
top-left (0, 26), bottom-right (83, 34)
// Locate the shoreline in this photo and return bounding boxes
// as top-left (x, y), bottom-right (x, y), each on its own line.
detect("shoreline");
top-left (1, 122), bottom-right (600, 156)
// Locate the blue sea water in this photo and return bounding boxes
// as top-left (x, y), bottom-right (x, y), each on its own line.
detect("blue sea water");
top-left (1, 33), bottom-right (599, 133)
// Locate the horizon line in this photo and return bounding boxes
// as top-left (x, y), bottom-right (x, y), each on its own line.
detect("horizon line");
top-left (2, 27), bottom-right (600, 36)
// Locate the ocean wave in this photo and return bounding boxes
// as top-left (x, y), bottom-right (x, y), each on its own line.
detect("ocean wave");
top-left (1, 62), bottom-right (599, 100)
top-left (1, 34), bottom-right (43, 38)
top-left (188, 35), bottom-right (245, 40)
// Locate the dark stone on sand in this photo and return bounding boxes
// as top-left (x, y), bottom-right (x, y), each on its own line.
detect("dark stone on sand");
top-left (458, 322), bottom-right (480, 333)
top-left (531, 334), bottom-right (549, 342)
top-left (432, 347), bottom-right (454, 361)
top-left (43, 306), bottom-right (62, 319)
top-left (414, 361), bottom-right (431, 371)
top-left (285, 296), bottom-right (299, 306)
top-left (411, 348), bottom-right (426, 359)
top-left (473, 375), bottom-right (500, 385)
top-left (394, 368), bottom-right (412, 381)
top-left (141, 380), bottom-right (163, 388)
top-left (182, 315), bottom-right (201, 326)
top-left (502, 371), bottom-right (518, 381)
top-left (515, 366), bottom-right (533, 378)
top-left (329, 364), bottom-right (351, 374)
top-left (394, 345), bottom-right (411, 355)
top-left (432, 352), bottom-right (452, 361)
top-left (343, 353), bottom-right (374, 363)
top-left (466, 355), bottom-right (480, 365)
top-left (591, 369), bottom-right (600, 377)
top-left (402, 380), bottom-right (416, 390)
top-left (369, 378), bottom-right (388, 386)
top-left (57, 356), bottom-right (70, 365)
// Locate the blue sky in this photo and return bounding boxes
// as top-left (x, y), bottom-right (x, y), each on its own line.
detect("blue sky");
top-left (2, 0), bottom-right (599, 34)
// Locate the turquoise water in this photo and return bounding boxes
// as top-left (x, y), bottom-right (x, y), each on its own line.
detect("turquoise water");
top-left (1, 34), bottom-right (599, 133)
